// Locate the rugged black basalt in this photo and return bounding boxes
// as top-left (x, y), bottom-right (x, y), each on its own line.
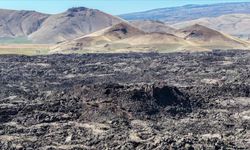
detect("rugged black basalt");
top-left (0, 50), bottom-right (250, 149)
top-left (61, 83), bottom-right (193, 121)
top-left (153, 86), bottom-right (190, 105)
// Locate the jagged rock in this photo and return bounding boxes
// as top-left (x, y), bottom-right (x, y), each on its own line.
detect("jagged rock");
top-left (0, 50), bottom-right (249, 149)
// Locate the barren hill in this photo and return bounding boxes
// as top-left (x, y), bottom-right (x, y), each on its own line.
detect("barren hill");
top-left (51, 22), bottom-right (197, 53)
top-left (52, 22), bottom-right (193, 53)
top-left (0, 9), bottom-right (49, 38)
top-left (52, 23), bottom-right (250, 53)
top-left (172, 14), bottom-right (250, 40)
top-left (51, 22), bottom-right (145, 52)
top-left (98, 22), bottom-right (145, 40)
top-left (177, 24), bottom-right (250, 49)
top-left (0, 7), bottom-right (123, 44)
top-left (29, 7), bottom-right (123, 43)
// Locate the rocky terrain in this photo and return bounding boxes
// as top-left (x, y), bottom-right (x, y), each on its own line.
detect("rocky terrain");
top-left (0, 50), bottom-right (249, 149)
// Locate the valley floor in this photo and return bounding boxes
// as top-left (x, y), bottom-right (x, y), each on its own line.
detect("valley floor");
top-left (0, 50), bottom-right (250, 149)
top-left (0, 44), bottom-right (51, 55)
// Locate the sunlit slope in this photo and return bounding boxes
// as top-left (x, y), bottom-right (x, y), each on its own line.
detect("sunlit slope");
top-left (51, 23), bottom-right (250, 53)
top-left (177, 24), bottom-right (250, 49)
top-left (173, 14), bottom-right (250, 40)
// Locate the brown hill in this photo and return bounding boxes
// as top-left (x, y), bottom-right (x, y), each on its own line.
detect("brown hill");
top-left (51, 23), bottom-right (250, 53)
top-left (29, 7), bottom-right (123, 43)
top-left (0, 7), bottom-right (123, 44)
top-left (90, 21), bottom-right (145, 40)
top-left (131, 20), bottom-right (177, 34)
top-left (0, 9), bottom-right (49, 38)
top-left (177, 24), bottom-right (250, 49)
top-left (172, 14), bottom-right (250, 40)
top-left (51, 22), bottom-right (197, 53)
top-left (51, 22), bottom-right (145, 51)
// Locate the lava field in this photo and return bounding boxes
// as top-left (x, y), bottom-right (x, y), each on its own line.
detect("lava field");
top-left (0, 50), bottom-right (250, 149)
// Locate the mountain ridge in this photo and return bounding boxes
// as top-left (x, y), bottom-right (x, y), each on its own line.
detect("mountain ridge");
top-left (119, 2), bottom-right (250, 23)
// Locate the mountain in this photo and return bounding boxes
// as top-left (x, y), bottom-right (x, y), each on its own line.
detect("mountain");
top-left (94, 22), bottom-right (144, 40)
top-left (51, 22), bottom-right (192, 53)
top-left (0, 7), bottom-right (123, 44)
top-left (29, 7), bottom-right (123, 43)
top-left (172, 14), bottom-right (250, 40)
top-left (177, 24), bottom-right (249, 49)
top-left (119, 3), bottom-right (250, 23)
top-left (51, 23), bottom-right (250, 53)
top-left (130, 20), bottom-right (177, 34)
top-left (1, 5), bottom-right (250, 49)
top-left (51, 22), bottom-right (145, 51)
top-left (0, 9), bottom-right (49, 38)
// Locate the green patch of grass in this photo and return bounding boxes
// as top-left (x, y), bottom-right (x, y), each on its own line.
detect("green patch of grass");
top-left (0, 37), bottom-right (33, 44)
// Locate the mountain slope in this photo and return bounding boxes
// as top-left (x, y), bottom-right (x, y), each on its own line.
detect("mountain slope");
top-left (172, 14), bottom-right (250, 40)
top-left (119, 2), bottom-right (250, 23)
top-left (50, 22), bottom-right (199, 53)
top-left (0, 9), bottom-right (49, 38)
top-left (51, 23), bottom-right (250, 53)
top-left (131, 20), bottom-right (177, 34)
top-left (51, 22), bottom-right (146, 51)
top-left (29, 7), bottom-right (123, 44)
top-left (177, 24), bottom-right (250, 49)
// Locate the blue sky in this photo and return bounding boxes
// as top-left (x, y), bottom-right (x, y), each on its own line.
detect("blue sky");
top-left (1, 0), bottom-right (250, 15)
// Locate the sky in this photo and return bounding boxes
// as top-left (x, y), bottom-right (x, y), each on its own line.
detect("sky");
top-left (1, 0), bottom-right (250, 15)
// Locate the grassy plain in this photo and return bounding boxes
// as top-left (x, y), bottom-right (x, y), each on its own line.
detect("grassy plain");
top-left (0, 44), bottom-right (51, 55)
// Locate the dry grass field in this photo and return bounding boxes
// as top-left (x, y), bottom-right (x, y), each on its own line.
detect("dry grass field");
top-left (0, 44), bottom-right (51, 55)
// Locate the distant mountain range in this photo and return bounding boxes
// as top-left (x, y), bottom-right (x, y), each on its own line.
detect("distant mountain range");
top-left (1, 2), bottom-right (250, 53)
top-left (120, 2), bottom-right (250, 23)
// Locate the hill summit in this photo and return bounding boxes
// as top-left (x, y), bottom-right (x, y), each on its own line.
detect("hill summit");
top-left (0, 7), bottom-right (123, 44)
